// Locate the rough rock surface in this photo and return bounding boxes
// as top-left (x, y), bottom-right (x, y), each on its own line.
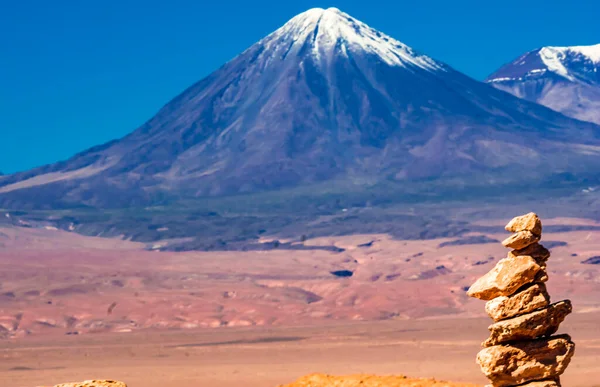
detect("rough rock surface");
top-left (502, 231), bottom-right (541, 250)
top-left (505, 213), bottom-right (542, 236)
top-left (486, 381), bottom-right (560, 387)
top-left (517, 380), bottom-right (561, 387)
top-left (477, 335), bottom-right (575, 387)
top-left (279, 374), bottom-right (480, 387)
top-left (483, 301), bottom-right (572, 347)
top-left (467, 256), bottom-right (543, 300)
top-left (485, 283), bottom-right (551, 322)
top-left (508, 244), bottom-right (550, 264)
top-left (534, 270), bottom-right (549, 284)
top-left (472, 214), bottom-right (573, 386)
top-left (41, 381), bottom-right (127, 387)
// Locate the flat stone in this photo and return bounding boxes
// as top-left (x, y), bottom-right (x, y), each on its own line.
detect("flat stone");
top-left (477, 335), bottom-right (575, 387)
top-left (467, 256), bottom-right (543, 301)
top-left (485, 283), bottom-right (551, 322)
top-left (509, 243), bottom-right (551, 266)
top-left (47, 381), bottom-right (127, 387)
top-left (483, 301), bottom-right (572, 347)
top-left (505, 213), bottom-right (542, 236)
top-left (486, 381), bottom-right (560, 387)
top-left (518, 380), bottom-right (561, 387)
top-left (502, 231), bottom-right (541, 250)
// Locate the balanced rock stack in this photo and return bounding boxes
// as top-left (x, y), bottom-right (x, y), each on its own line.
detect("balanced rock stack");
top-left (467, 213), bottom-right (575, 387)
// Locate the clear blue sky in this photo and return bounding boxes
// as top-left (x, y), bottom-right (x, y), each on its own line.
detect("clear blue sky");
top-left (1, 0), bottom-right (598, 173)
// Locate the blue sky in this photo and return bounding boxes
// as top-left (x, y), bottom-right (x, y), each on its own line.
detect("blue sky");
top-left (1, 0), bottom-right (599, 173)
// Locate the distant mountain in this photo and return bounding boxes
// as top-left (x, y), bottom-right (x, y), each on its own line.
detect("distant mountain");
top-left (1, 8), bottom-right (600, 210)
top-left (487, 44), bottom-right (600, 125)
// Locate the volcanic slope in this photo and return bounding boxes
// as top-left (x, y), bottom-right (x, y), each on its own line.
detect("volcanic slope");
top-left (1, 8), bottom-right (600, 209)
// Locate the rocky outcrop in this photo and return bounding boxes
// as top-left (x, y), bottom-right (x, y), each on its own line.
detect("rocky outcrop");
top-left (40, 381), bottom-right (126, 387)
top-left (468, 213), bottom-right (574, 386)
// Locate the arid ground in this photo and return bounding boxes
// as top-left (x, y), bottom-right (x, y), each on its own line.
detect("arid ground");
top-left (1, 312), bottom-right (600, 387)
top-left (1, 218), bottom-right (599, 386)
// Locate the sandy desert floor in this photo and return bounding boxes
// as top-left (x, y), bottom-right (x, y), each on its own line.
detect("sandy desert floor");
top-left (1, 217), bottom-right (600, 337)
top-left (1, 311), bottom-right (599, 387)
top-left (1, 217), bottom-right (600, 386)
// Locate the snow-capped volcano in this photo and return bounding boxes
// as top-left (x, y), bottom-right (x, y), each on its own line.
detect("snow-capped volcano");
top-left (487, 44), bottom-right (600, 124)
top-left (1, 9), bottom-right (600, 209)
top-left (488, 44), bottom-right (600, 84)
top-left (261, 8), bottom-right (442, 71)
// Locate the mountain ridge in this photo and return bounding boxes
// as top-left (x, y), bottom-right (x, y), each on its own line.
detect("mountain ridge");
top-left (1, 9), bottom-right (600, 211)
top-left (488, 44), bottom-right (600, 84)
top-left (487, 43), bottom-right (600, 125)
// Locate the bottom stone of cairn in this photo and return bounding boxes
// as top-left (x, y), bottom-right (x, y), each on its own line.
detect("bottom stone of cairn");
top-left (477, 334), bottom-right (574, 386)
top-left (486, 380), bottom-right (560, 387)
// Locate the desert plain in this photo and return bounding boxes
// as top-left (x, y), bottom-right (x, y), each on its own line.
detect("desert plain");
top-left (1, 216), bottom-right (600, 387)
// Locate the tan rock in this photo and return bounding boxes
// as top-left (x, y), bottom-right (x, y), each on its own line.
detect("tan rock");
top-left (467, 256), bottom-right (543, 300)
top-left (485, 283), bottom-right (550, 321)
top-left (509, 243), bottom-right (551, 266)
top-left (485, 381), bottom-right (560, 387)
top-left (535, 270), bottom-right (549, 283)
top-left (477, 335), bottom-right (575, 387)
top-left (49, 381), bottom-right (127, 387)
top-left (483, 301), bottom-right (572, 347)
top-left (502, 231), bottom-right (541, 250)
top-left (505, 213), bottom-right (542, 236)
top-left (280, 373), bottom-right (480, 387)
top-left (518, 380), bottom-right (560, 387)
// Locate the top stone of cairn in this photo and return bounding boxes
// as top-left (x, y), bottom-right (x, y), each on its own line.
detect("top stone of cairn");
top-left (502, 213), bottom-right (543, 250)
top-left (505, 212), bottom-right (542, 236)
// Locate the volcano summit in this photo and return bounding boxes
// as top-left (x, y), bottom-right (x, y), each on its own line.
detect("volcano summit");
top-left (1, 8), bottom-right (600, 209)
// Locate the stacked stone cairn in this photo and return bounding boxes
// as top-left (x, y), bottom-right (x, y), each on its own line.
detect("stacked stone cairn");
top-left (467, 213), bottom-right (575, 387)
